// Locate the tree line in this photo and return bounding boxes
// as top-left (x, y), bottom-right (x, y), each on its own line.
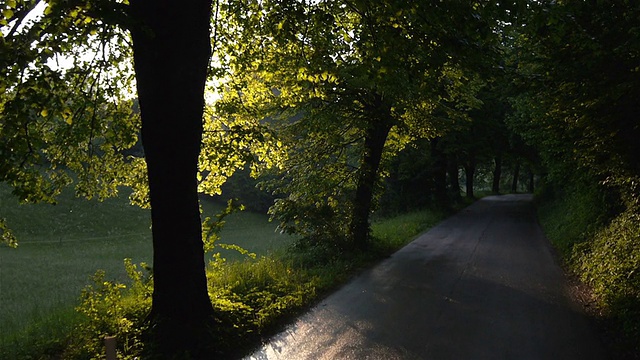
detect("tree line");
top-left (1, 0), bottom-right (639, 357)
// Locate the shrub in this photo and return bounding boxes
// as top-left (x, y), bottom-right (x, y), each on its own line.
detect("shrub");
top-left (577, 209), bottom-right (640, 343)
top-left (536, 180), bottom-right (613, 258)
top-left (206, 254), bottom-right (320, 355)
top-left (69, 259), bottom-right (152, 359)
top-left (18, 207), bottom-right (446, 359)
top-left (537, 177), bottom-right (640, 354)
top-left (70, 253), bottom-right (322, 358)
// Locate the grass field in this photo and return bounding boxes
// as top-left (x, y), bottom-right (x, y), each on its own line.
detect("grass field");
top-left (0, 182), bottom-right (454, 358)
top-left (0, 185), bottom-right (293, 351)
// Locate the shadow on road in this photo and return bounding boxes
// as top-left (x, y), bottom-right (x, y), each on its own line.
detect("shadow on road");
top-left (248, 194), bottom-right (606, 360)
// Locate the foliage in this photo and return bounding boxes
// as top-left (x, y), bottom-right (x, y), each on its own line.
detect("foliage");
top-left (536, 179), bottom-right (614, 259)
top-left (1, 0), bottom-right (141, 206)
top-left (2, 204), bottom-right (446, 359)
top-left (577, 207), bottom-right (640, 342)
top-left (537, 179), bottom-right (640, 355)
top-left (213, 0), bottom-right (500, 248)
top-left (70, 259), bottom-right (152, 359)
top-left (206, 254), bottom-right (319, 354)
top-left (509, 1), bottom-right (640, 188)
top-left (511, 3), bottom-right (640, 354)
top-left (0, 217), bottom-right (17, 247)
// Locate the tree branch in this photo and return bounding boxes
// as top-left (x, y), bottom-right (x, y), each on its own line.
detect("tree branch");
top-left (5, 0), bottom-right (41, 38)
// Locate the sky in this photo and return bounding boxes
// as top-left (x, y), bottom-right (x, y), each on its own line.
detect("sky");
top-left (2, 0), bottom-right (225, 103)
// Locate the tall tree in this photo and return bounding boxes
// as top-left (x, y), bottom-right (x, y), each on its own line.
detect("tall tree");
top-left (492, 156), bottom-right (502, 193)
top-left (430, 138), bottom-right (449, 207)
top-left (1, 0), bottom-right (216, 356)
top-left (129, 0), bottom-right (215, 356)
top-left (216, 0), bottom-right (496, 249)
top-left (506, 3), bottom-right (640, 346)
top-left (508, 1), bottom-right (640, 188)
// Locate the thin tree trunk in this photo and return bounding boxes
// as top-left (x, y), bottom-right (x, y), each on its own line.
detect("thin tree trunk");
top-left (431, 139), bottom-right (448, 207)
top-left (351, 100), bottom-right (393, 250)
top-left (528, 168), bottom-right (535, 193)
top-left (129, 0), bottom-right (214, 356)
top-left (492, 155), bottom-right (502, 194)
top-left (464, 157), bottom-right (476, 199)
top-left (512, 161), bottom-right (520, 193)
top-left (447, 153), bottom-right (461, 201)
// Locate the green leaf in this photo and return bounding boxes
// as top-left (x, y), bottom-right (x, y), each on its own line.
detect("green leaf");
top-left (2, 8), bottom-right (14, 20)
top-left (62, 108), bottom-right (72, 124)
top-left (0, 218), bottom-right (18, 248)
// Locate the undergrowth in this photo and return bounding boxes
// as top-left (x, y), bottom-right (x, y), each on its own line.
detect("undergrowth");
top-left (1, 207), bottom-right (446, 359)
top-left (536, 182), bottom-right (612, 258)
top-left (576, 207), bottom-right (640, 356)
top-left (537, 180), bottom-right (640, 357)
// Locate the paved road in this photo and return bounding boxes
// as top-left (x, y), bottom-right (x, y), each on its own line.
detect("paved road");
top-left (246, 194), bottom-right (607, 360)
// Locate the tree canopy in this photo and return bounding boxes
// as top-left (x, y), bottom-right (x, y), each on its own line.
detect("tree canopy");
top-left (3, 0), bottom-right (640, 357)
top-left (213, 0), bottom-right (507, 249)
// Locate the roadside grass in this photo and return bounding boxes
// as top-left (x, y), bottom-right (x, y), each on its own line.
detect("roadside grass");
top-left (210, 206), bottom-right (454, 358)
top-left (1, 182), bottom-right (453, 358)
top-left (371, 208), bottom-right (448, 255)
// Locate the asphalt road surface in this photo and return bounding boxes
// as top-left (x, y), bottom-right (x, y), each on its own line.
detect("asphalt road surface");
top-left (246, 194), bottom-right (607, 360)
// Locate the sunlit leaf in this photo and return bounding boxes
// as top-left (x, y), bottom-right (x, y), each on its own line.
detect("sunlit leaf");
top-left (2, 8), bottom-right (14, 20)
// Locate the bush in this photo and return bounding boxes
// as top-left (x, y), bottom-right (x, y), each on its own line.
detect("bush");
top-left (69, 259), bottom-right (152, 359)
top-left (536, 180), bottom-right (613, 258)
top-left (537, 177), bottom-right (640, 354)
top-left (68, 253), bottom-right (323, 359)
top-left (206, 254), bottom-right (320, 355)
top-left (17, 207), bottom-right (447, 359)
top-left (577, 209), bottom-right (640, 345)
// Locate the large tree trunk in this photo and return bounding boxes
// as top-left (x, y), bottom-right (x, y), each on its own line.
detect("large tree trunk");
top-left (129, 0), bottom-right (214, 356)
top-left (492, 155), bottom-right (502, 194)
top-left (350, 100), bottom-right (393, 250)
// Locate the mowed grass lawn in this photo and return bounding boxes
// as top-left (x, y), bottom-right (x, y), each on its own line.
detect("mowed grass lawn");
top-left (0, 185), bottom-right (293, 348)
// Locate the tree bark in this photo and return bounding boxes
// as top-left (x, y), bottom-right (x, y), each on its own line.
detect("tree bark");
top-left (430, 139), bottom-right (448, 207)
top-left (512, 161), bottom-right (520, 193)
top-left (350, 99), bottom-right (393, 250)
top-left (464, 157), bottom-right (476, 199)
top-left (129, 0), bottom-right (214, 356)
top-left (492, 155), bottom-right (502, 194)
top-left (447, 153), bottom-right (461, 202)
